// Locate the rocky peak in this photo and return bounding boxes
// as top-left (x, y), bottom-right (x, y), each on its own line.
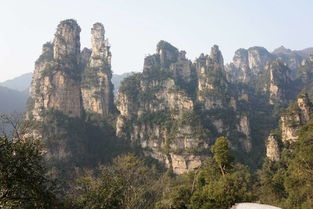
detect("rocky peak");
top-left (28, 19), bottom-right (116, 120)
top-left (28, 19), bottom-right (83, 120)
top-left (247, 46), bottom-right (274, 74)
top-left (90, 23), bottom-right (111, 62)
top-left (208, 45), bottom-right (224, 69)
top-left (195, 45), bottom-right (225, 73)
top-left (157, 40), bottom-right (179, 67)
top-left (81, 22), bottom-right (114, 116)
top-left (272, 46), bottom-right (292, 54)
top-left (53, 19), bottom-right (81, 61)
top-left (196, 45), bottom-right (228, 92)
top-left (225, 46), bottom-right (274, 84)
top-left (233, 48), bottom-right (249, 69)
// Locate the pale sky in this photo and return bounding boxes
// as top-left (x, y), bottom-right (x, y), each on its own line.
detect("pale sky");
top-left (0, 0), bottom-right (313, 82)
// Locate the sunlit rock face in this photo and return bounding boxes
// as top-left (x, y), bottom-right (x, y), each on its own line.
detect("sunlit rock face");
top-left (266, 134), bottom-right (280, 161)
top-left (29, 19), bottom-right (82, 120)
top-left (116, 41), bottom-right (254, 174)
top-left (81, 23), bottom-right (114, 116)
top-left (25, 19), bottom-right (116, 166)
top-left (28, 20), bottom-right (115, 121)
top-left (281, 93), bottom-right (312, 142)
top-left (265, 93), bottom-right (313, 161)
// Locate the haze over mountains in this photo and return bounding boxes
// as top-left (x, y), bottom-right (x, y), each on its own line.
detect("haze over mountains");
top-left (0, 72), bottom-right (131, 114)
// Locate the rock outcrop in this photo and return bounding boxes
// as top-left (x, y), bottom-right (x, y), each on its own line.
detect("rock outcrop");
top-left (272, 46), bottom-right (313, 78)
top-left (26, 20), bottom-right (116, 167)
top-left (226, 47), bottom-right (274, 83)
top-left (266, 60), bottom-right (291, 104)
top-left (81, 23), bottom-right (114, 115)
top-left (266, 93), bottom-right (312, 161)
top-left (29, 20), bottom-right (82, 120)
top-left (226, 48), bottom-right (292, 105)
top-left (266, 134), bottom-right (280, 161)
top-left (226, 46), bottom-right (313, 84)
top-left (116, 41), bottom-right (253, 174)
top-left (281, 93), bottom-right (312, 142)
top-left (28, 20), bottom-right (115, 121)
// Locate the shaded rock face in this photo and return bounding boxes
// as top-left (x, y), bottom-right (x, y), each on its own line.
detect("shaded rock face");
top-left (117, 41), bottom-right (253, 174)
top-left (298, 54), bottom-right (313, 83)
top-left (28, 20), bottom-right (115, 121)
top-left (226, 46), bottom-right (313, 104)
top-left (266, 60), bottom-right (291, 104)
top-left (226, 47), bottom-right (274, 83)
top-left (237, 114), bottom-right (252, 152)
top-left (227, 47), bottom-right (293, 105)
top-left (272, 46), bottom-right (313, 78)
top-left (272, 46), bottom-right (303, 75)
top-left (81, 23), bottom-right (114, 115)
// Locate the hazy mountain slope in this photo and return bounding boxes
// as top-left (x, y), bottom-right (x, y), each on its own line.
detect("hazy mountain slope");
top-left (0, 86), bottom-right (28, 114)
top-left (0, 72), bottom-right (131, 96)
top-left (0, 72), bottom-right (32, 92)
top-left (112, 72), bottom-right (133, 95)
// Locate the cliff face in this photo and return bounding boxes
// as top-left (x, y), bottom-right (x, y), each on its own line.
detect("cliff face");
top-left (280, 93), bottom-right (312, 142)
top-left (226, 46), bottom-right (313, 84)
top-left (266, 93), bottom-right (312, 161)
top-left (272, 46), bottom-right (313, 78)
top-left (116, 41), bottom-right (253, 174)
top-left (226, 47), bottom-right (274, 83)
top-left (266, 134), bottom-right (280, 161)
top-left (25, 19), bottom-right (117, 169)
top-left (266, 60), bottom-right (291, 104)
top-left (29, 20), bottom-right (82, 120)
top-left (226, 47), bottom-right (294, 105)
top-left (28, 20), bottom-right (114, 121)
top-left (81, 23), bottom-right (114, 116)
top-left (25, 19), bottom-right (313, 173)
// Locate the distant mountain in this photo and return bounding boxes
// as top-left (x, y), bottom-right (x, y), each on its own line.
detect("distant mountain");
top-left (272, 46), bottom-right (313, 59)
top-left (0, 86), bottom-right (28, 114)
top-left (0, 72), bottom-right (132, 96)
top-left (0, 72), bottom-right (32, 92)
top-left (112, 72), bottom-right (133, 95)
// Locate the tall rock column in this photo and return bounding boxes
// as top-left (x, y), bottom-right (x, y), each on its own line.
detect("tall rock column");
top-left (81, 23), bottom-right (114, 116)
top-left (29, 19), bottom-right (82, 120)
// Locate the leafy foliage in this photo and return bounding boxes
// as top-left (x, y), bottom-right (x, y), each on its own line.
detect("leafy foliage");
top-left (259, 116), bottom-right (313, 209)
top-left (72, 154), bottom-right (163, 209)
top-left (156, 137), bottom-right (254, 209)
top-left (0, 137), bottom-right (63, 209)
